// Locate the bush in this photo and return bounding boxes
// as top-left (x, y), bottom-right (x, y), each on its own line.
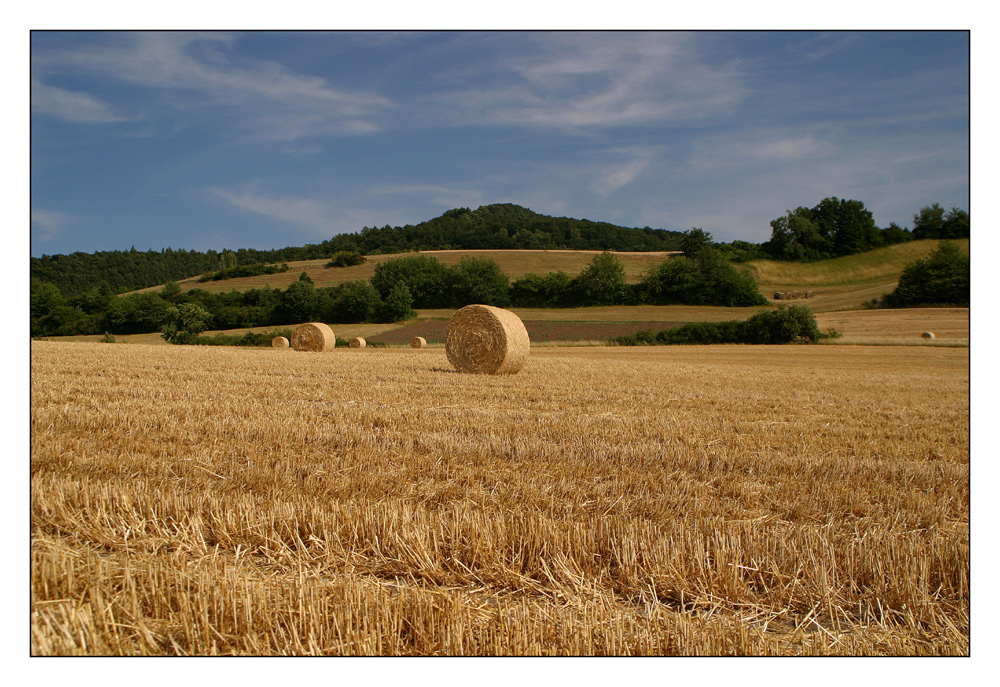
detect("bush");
top-left (638, 251), bottom-right (767, 307)
top-left (324, 280), bottom-right (382, 323)
top-left (883, 240), bottom-right (969, 307)
top-left (611, 306), bottom-right (826, 346)
top-left (510, 271), bottom-right (573, 308)
top-left (448, 256), bottom-right (511, 307)
top-left (380, 282), bottom-right (416, 322)
top-left (370, 255), bottom-right (451, 309)
top-left (325, 251), bottom-right (366, 268)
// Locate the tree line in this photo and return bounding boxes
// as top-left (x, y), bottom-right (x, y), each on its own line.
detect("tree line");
top-left (30, 199), bottom-right (967, 300)
top-left (31, 204), bottom-right (686, 299)
top-left (762, 199), bottom-right (968, 262)
top-left (31, 247), bottom-right (767, 339)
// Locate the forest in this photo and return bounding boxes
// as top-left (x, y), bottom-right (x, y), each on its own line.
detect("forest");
top-left (30, 199), bottom-right (969, 340)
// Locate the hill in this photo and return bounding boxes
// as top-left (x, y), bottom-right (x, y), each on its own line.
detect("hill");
top-left (30, 204), bottom-right (684, 297)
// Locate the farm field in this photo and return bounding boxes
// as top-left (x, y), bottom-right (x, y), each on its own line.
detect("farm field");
top-left (41, 307), bottom-right (969, 348)
top-left (134, 240), bottom-right (965, 306)
top-left (31, 340), bottom-right (969, 655)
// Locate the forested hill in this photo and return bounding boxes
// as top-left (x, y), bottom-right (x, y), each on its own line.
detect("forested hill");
top-left (31, 203), bottom-right (684, 297)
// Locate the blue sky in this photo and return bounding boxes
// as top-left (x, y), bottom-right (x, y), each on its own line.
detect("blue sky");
top-left (30, 30), bottom-right (969, 257)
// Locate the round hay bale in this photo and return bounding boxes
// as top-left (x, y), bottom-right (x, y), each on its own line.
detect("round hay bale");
top-left (922, 331), bottom-right (936, 340)
top-left (271, 336), bottom-right (289, 349)
top-left (804, 290), bottom-right (814, 298)
top-left (446, 304), bottom-right (530, 375)
top-left (774, 292), bottom-right (785, 300)
top-left (349, 337), bottom-right (366, 349)
top-left (291, 322), bottom-right (336, 352)
top-left (410, 336), bottom-right (427, 349)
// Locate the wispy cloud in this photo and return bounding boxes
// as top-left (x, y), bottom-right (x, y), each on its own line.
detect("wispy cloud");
top-left (31, 209), bottom-right (75, 242)
top-left (589, 149), bottom-right (656, 197)
top-left (789, 32), bottom-right (862, 62)
top-left (33, 32), bottom-right (392, 139)
top-left (690, 133), bottom-right (837, 170)
top-left (206, 186), bottom-right (333, 231)
top-left (427, 32), bottom-right (745, 129)
top-left (31, 80), bottom-right (128, 124)
top-left (205, 185), bottom-right (426, 239)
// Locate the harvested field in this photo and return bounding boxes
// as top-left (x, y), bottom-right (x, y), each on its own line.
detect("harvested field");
top-left (31, 341), bottom-right (969, 655)
top-left (816, 308), bottom-right (969, 345)
top-left (371, 320), bottom-right (679, 345)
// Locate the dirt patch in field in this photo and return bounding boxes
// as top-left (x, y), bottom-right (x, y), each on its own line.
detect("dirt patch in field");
top-left (367, 320), bottom-right (679, 345)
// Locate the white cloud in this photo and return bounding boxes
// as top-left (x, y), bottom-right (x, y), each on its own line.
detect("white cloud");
top-left (31, 81), bottom-right (128, 124)
top-left (206, 187), bottom-right (332, 230)
top-left (33, 32), bottom-right (392, 140)
top-left (205, 186), bottom-right (423, 239)
top-left (425, 32), bottom-right (745, 129)
top-left (589, 150), bottom-right (655, 198)
top-left (31, 209), bottom-right (74, 241)
top-left (690, 133), bottom-right (837, 170)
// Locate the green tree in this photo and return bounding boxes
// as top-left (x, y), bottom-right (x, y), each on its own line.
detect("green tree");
top-left (448, 256), bottom-right (511, 307)
top-left (278, 279), bottom-right (319, 323)
top-left (911, 203), bottom-right (946, 239)
top-left (370, 255), bottom-right (451, 308)
top-left (379, 282), bottom-right (416, 322)
top-left (680, 228), bottom-right (714, 258)
top-left (161, 303), bottom-right (212, 343)
top-left (693, 249), bottom-right (768, 307)
top-left (106, 292), bottom-right (173, 334)
top-left (884, 240), bottom-right (969, 307)
top-left (161, 281), bottom-right (182, 302)
top-left (639, 256), bottom-right (700, 304)
top-left (571, 252), bottom-right (628, 306)
top-left (330, 280), bottom-right (382, 323)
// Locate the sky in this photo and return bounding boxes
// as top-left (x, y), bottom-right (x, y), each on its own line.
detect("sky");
top-left (29, 30), bottom-right (969, 257)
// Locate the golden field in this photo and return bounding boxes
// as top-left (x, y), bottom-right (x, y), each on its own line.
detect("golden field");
top-left (30, 340), bottom-right (969, 655)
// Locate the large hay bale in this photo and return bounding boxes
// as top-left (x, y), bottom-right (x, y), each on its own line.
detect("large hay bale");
top-left (774, 292), bottom-right (786, 300)
top-left (410, 336), bottom-right (427, 349)
top-left (349, 337), bottom-right (366, 349)
top-left (291, 322), bottom-right (336, 352)
top-left (922, 331), bottom-right (936, 340)
top-left (446, 304), bottom-right (530, 375)
top-left (271, 336), bottom-right (289, 348)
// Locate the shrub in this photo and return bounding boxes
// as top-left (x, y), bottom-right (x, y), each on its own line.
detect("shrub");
top-left (448, 256), bottom-right (511, 307)
top-left (610, 306), bottom-right (825, 346)
top-left (370, 255), bottom-right (451, 309)
top-left (883, 240), bottom-right (969, 307)
top-left (325, 251), bottom-right (366, 268)
top-left (329, 280), bottom-right (382, 323)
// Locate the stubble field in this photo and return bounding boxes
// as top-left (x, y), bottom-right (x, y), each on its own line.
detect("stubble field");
top-left (30, 340), bottom-right (969, 655)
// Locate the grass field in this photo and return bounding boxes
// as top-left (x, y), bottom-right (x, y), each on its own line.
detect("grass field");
top-left (135, 240), bottom-right (964, 307)
top-left (45, 307), bottom-right (969, 349)
top-left (31, 340), bottom-right (969, 655)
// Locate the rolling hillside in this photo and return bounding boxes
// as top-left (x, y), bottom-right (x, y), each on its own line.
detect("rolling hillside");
top-left (46, 239), bottom-right (965, 347)
top-left (135, 239), bottom-right (966, 315)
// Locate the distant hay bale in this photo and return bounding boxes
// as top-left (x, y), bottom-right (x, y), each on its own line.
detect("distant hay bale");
top-left (787, 291), bottom-right (800, 300)
top-left (349, 337), bottom-right (366, 349)
top-left (410, 336), bottom-right (427, 348)
top-left (774, 292), bottom-right (786, 300)
top-left (922, 331), bottom-right (936, 340)
top-left (271, 336), bottom-right (289, 349)
top-left (291, 322), bottom-right (336, 352)
top-left (446, 304), bottom-right (530, 375)
top-left (804, 291), bottom-right (814, 298)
